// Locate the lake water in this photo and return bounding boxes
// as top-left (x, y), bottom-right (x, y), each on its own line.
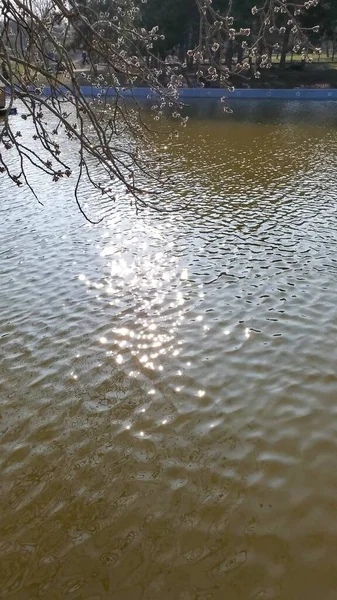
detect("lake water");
top-left (2, 100), bottom-right (337, 599)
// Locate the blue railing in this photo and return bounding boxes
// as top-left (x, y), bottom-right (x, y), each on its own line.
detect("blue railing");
top-left (8, 86), bottom-right (337, 101)
top-left (76, 87), bottom-right (337, 100)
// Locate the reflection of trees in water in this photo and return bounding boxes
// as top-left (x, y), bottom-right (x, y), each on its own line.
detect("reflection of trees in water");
top-left (184, 100), bottom-right (337, 127)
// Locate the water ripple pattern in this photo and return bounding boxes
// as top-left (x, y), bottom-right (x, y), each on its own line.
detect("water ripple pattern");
top-left (1, 101), bottom-right (337, 599)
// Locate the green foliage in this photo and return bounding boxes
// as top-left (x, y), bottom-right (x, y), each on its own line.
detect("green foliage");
top-left (72, 0), bottom-right (337, 61)
top-left (139, 0), bottom-right (199, 56)
top-left (71, 0), bottom-right (119, 49)
top-left (299, 0), bottom-right (337, 39)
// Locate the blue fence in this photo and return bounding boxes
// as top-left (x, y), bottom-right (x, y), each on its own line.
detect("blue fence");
top-left (77, 87), bottom-right (337, 101)
top-left (8, 86), bottom-right (337, 101)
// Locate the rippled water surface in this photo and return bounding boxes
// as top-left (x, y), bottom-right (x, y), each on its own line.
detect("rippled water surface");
top-left (2, 101), bottom-right (337, 599)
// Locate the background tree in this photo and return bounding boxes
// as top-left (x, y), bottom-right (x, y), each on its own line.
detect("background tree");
top-left (140, 0), bottom-right (199, 61)
top-left (0, 0), bottom-right (322, 221)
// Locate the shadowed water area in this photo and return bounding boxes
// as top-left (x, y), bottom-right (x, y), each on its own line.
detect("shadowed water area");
top-left (1, 100), bottom-right (337, 599)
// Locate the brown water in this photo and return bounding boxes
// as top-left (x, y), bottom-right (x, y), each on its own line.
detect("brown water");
top-left (2, 100), bottom-right (337, 599)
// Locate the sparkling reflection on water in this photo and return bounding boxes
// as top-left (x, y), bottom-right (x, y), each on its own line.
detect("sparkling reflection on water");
top-left (2, 101), bottom-right (337, 599)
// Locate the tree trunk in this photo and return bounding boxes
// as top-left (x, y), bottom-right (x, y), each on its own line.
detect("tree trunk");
top-left (280, 27), bottom-right (291, 69)
top-left (197, 12), bottom-right (203, 82)
top-left (267, 44), bottom-right (273, 62)
top-left (225, 40), bottom-right (234, 67)
top-left (178, 43), bottom-right (185, 63)
top-left (237, 43), bottom-right (244, 65)
top-left (256, 35), bottom-right (266, 70)
top-left (198, 13), bottom-right (203, 49)
top-left (248, 54), bottom-right (254, 79)
top-left (187, 27), bottom-right (193, 69)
